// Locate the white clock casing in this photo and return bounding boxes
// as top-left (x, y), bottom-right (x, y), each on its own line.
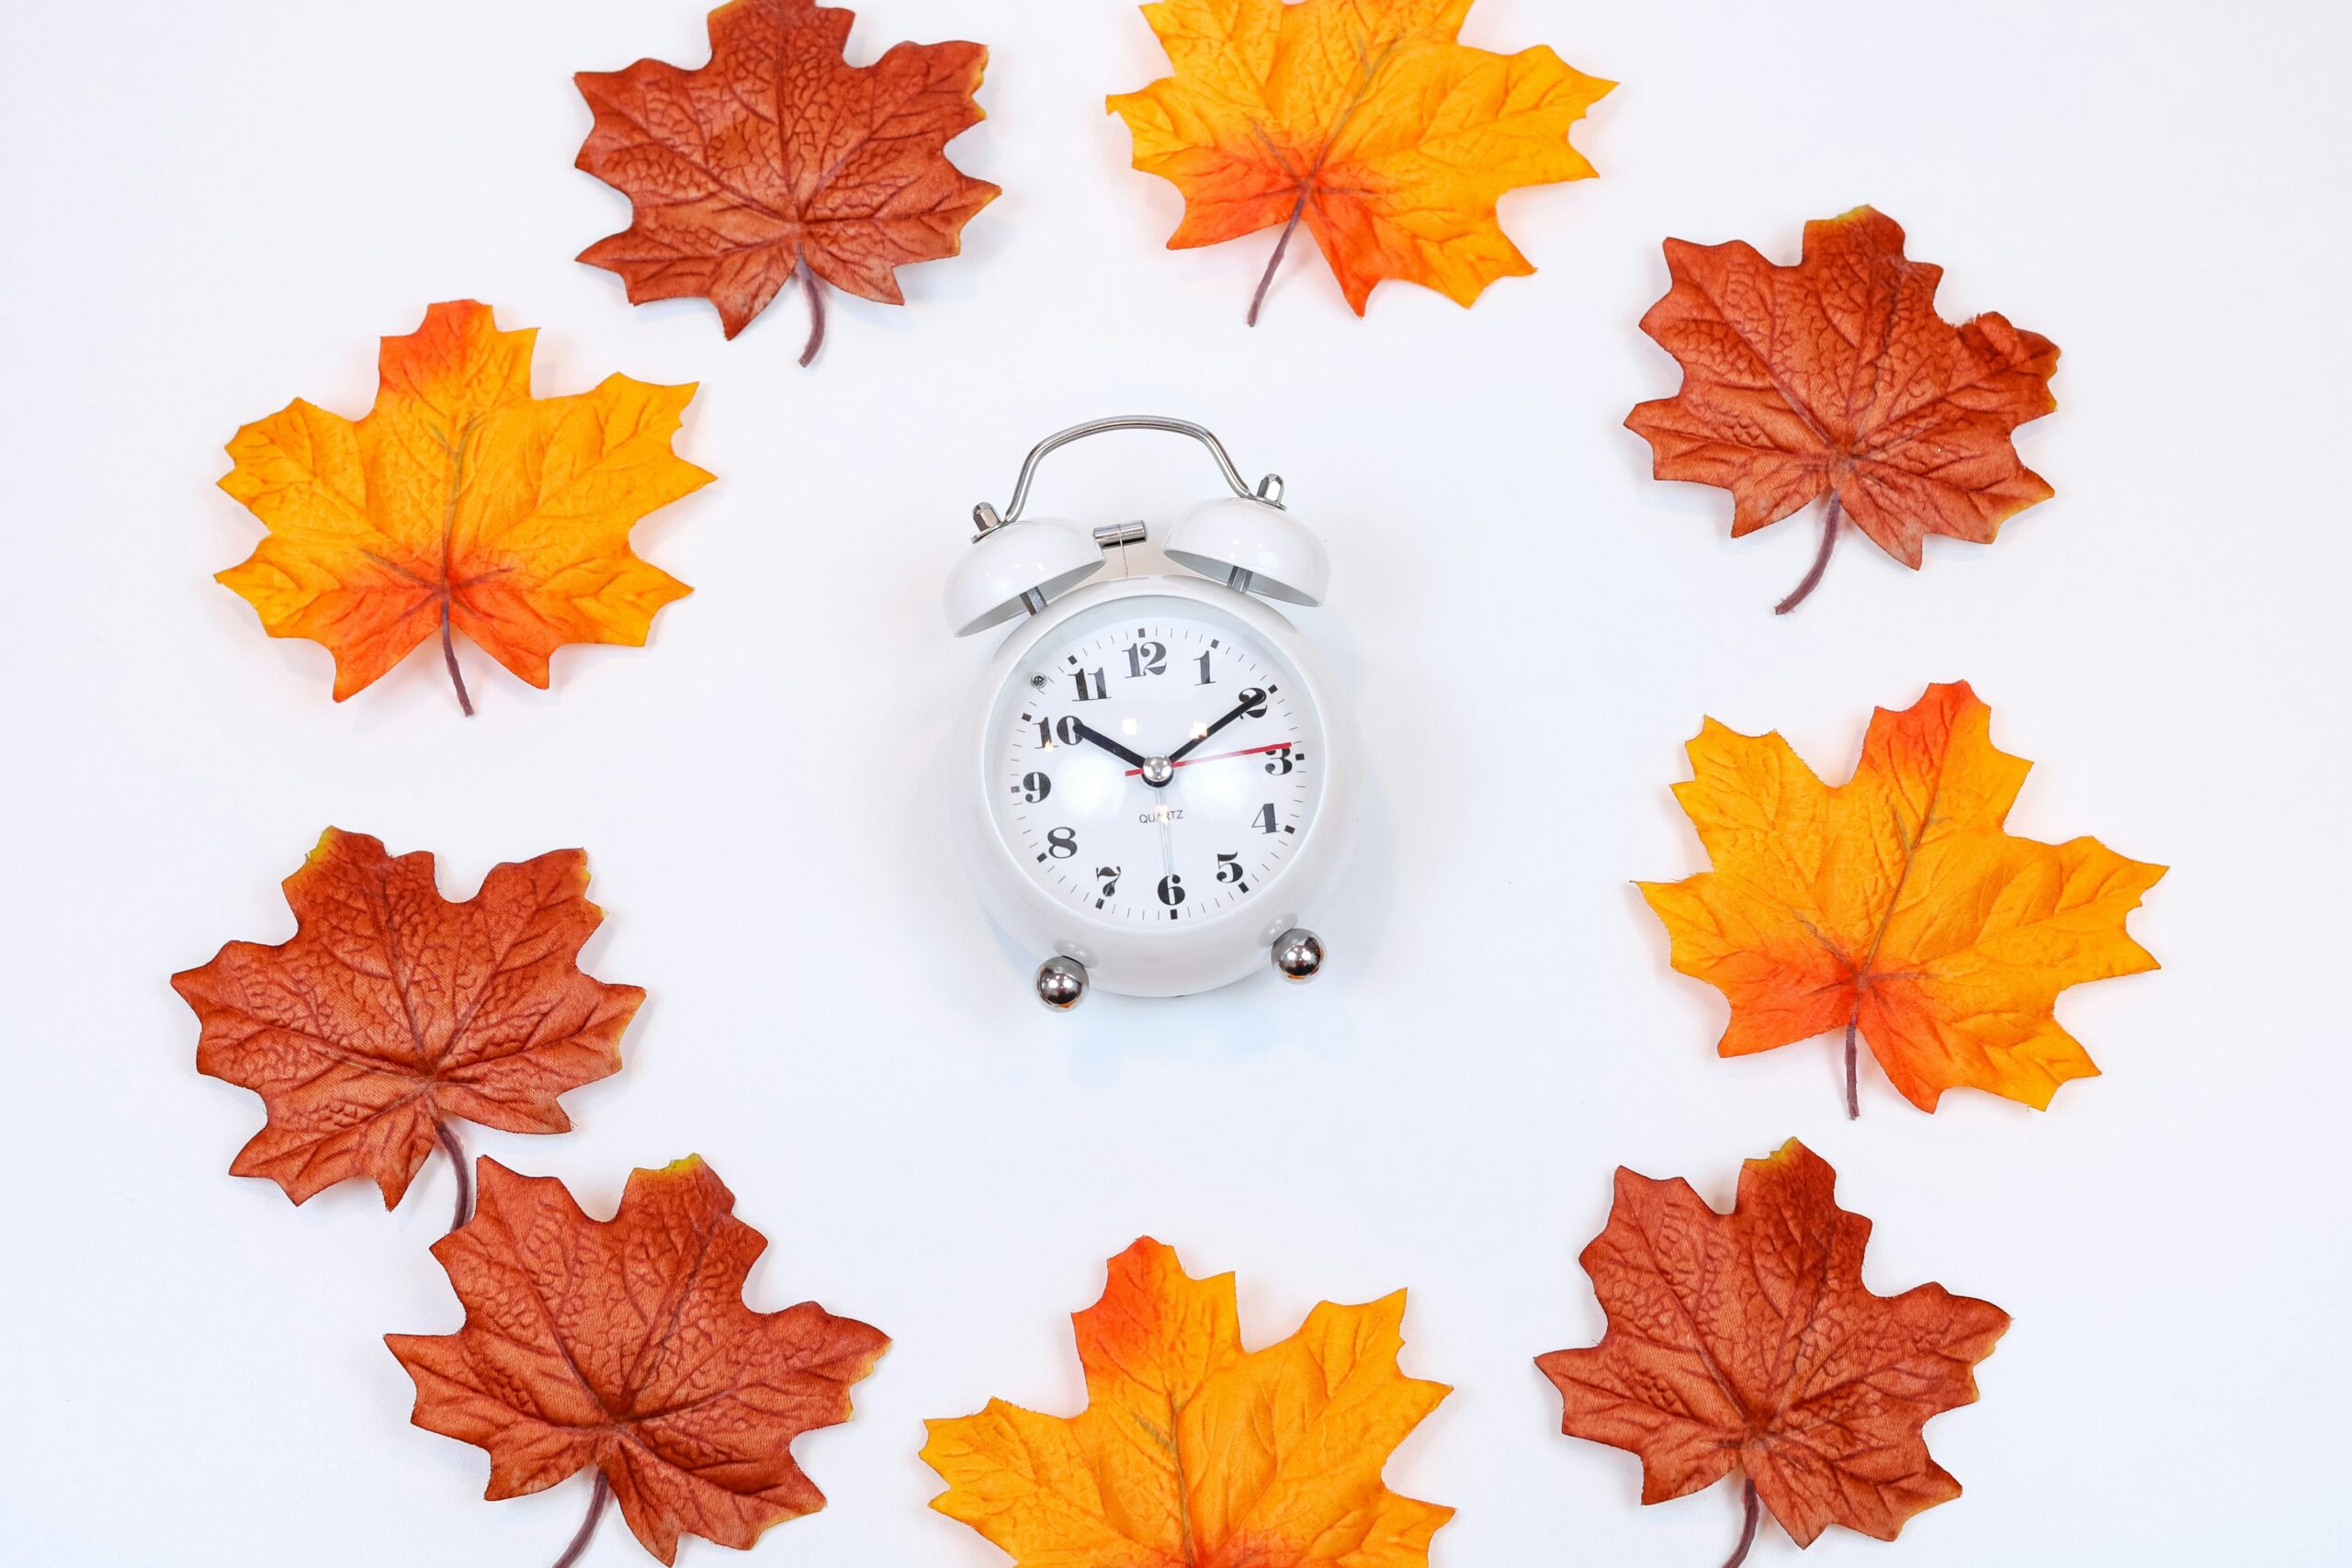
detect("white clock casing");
top-left (944, 418), bottom-right (1354, 1005)
top-left (954, 570), bottom-right (1356, 998)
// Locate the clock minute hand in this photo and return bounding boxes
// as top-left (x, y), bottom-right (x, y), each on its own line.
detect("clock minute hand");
top-left (1166, 688), bottom-right (1266, 765)
top-left (1069, 719), bottom-right (1150, 772)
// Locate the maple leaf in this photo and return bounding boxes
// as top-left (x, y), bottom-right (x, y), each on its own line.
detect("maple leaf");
top-left (1640, 682), bottom-right (2164, 1115)
top-left (171, 829), bottom-right (640, 1216)
top-left (1537, 1140), bottom-right (2010, 1564)
top-left (922, 1237), bottom-right (1453, 1566)
top-left (1108, 0), bottom-right (1612, 323)
top-left (574, 0), bottom-right (999, 364)
top-left (388, 1156), bottom-right (888, 1566)
top-left (1626, 207), bottom-right (2060, 612)
top-left (217, 300), bottom-right (710, 714)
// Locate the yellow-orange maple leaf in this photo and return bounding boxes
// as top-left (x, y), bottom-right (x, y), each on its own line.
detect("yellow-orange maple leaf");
top-left (1107, 0), bottom-right (1611, 321)
top-left (1640, 682), bottom-right (2165, 1114)
top-left (922, 1238), bottom-right (1453, 1566)
top-left (217, 300), bottom-right (712, 713)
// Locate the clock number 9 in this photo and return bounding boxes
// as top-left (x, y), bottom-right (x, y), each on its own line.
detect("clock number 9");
top-left (1157, 874), bottom-right (1186, 907)
top-left (1046, 827), bottom-right (1077, 859)
top-left (1125, 640), bottom-right (1167, 678)
top-left (1019, 772), bottom-right (1051, 803)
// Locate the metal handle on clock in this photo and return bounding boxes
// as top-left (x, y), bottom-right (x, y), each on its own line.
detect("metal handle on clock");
top-left (972, 415), bottom-right (1285, 533)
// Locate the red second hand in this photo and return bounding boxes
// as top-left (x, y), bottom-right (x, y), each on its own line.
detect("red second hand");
top-left (1125, 742), bottom-right (1291, 776)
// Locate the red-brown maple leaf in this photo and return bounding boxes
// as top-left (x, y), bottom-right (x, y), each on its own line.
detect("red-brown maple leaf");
top-left (1626, 207), bottom-right (2059, 611)
top-left (1537, 1140), bottom-right (2008, 1563)
top-left (171, 829), bottom-right (639, 1213)
top-left (574, 0), bottom-right (999, 363)
top-left (388, 1156), bottom-right (888, 1565)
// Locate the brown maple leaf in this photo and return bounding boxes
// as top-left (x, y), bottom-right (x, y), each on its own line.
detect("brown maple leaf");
top-left (1626, 207), bottom-right (2059, 611)
top-left (1537, 1140), bottom-right (2009, 1564)
top-left (388, 1156), bottom-right (888, 1566)
top-left (171, 829), bottom-right (640, 1221)
top-left (574, 0), bottom-right (999, 364)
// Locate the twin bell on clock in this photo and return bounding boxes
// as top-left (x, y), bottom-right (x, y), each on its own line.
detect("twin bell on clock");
top-left (943, 416), bottom-right (1358, 1010)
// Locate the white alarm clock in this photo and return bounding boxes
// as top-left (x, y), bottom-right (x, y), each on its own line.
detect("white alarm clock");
top-left (944, 416), bottom-right (1358, 1009)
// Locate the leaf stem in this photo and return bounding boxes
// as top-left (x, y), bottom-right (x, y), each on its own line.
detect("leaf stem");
top-left (797, 257), bottom-right (827, 367)
top-left (439, 600), bottom-right (475, 716)
top-left (1843, 1012), bottom-right (1861, 1120)
top-left (1245, 39), bottom-right (1395, 325)
top-left (433, 1119), bottom-right (473, 1233)
top-left (1249, 196), bottom-right (1309, 327)
top-left (550, 1472), bottom-right (612, 1568)
top-left (1774, 493), bottom-right (1844, 615)
top-left (1720, 1477), bottom-right (1760, 1568)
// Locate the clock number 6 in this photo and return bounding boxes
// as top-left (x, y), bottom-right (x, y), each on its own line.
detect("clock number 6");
top-left (1157, 874), bottom-right (1186, 907)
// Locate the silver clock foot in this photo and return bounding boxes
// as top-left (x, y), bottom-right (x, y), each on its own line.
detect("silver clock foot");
top-left (1035, 956), bottom-right (1089, 1010)
top-left (1272, 928), bottom-right (1324, 982)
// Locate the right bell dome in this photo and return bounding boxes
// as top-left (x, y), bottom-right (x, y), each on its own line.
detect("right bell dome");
top-left (1164, 495), bottom-right (1329, 606)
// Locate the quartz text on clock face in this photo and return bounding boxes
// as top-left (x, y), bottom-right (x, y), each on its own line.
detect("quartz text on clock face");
top-left (990, 602), bottom-right (1325, 925)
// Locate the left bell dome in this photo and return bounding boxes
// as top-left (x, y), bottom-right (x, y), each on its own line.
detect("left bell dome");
top-left (943, 517), bottom-right (1105, 637)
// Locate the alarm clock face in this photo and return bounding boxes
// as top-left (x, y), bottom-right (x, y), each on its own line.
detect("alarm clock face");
top-left (984, 594), bottom-right (1326, 928)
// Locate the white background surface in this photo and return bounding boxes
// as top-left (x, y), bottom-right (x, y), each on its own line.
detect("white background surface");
top-left (3, 1), bottom-right (2346, 1562)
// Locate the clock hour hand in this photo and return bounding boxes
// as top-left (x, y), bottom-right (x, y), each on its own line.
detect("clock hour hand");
top-left (1166, 687), bottom-right (1267, 765)
top-left (1068, 718), bottom-right (1150, 772)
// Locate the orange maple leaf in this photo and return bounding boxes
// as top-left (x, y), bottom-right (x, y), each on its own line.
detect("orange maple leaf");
top-left (1640, 682), bottom-right (2164, 1114)
top-left (1108, 0), bottom-right (1611, 322)
top-left (1538, 1140), bottom-right (2010, 1564)
top-left (388, 1156), bottom-right (888, 1566)
top-left (216, 300), bottom-right (709, 715)
top-left (574, 0), bottom-right (999, 363)
top-left (171, 829), bottom-right (640, 1214)
top-left (922, 1237), bottom-right (1453, 1566)
top-left (1626, 207), bottom-right (2060, 611)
